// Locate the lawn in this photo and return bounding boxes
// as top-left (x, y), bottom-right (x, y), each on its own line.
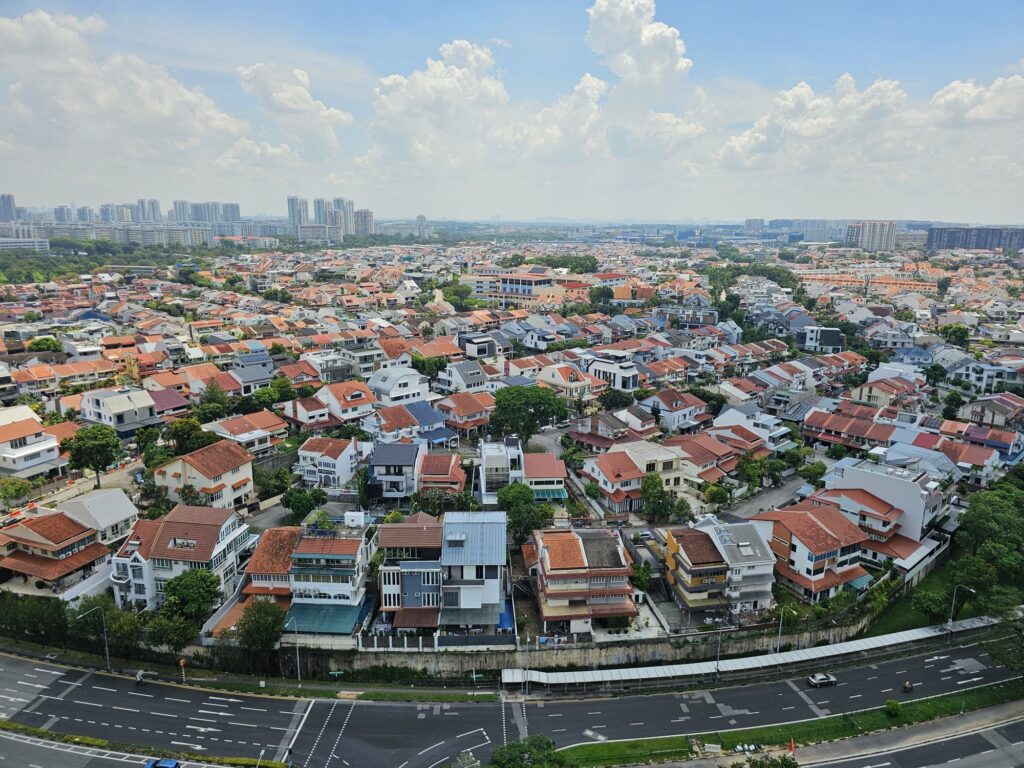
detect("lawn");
top-left (863, 552), bottom-right (980, 637)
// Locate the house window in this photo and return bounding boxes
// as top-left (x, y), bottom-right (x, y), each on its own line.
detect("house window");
top-left (153, 558), bottom-right (172, 570)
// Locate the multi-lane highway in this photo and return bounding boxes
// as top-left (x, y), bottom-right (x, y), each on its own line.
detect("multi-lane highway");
top-left (0, 644), bottom-right (1017, 768)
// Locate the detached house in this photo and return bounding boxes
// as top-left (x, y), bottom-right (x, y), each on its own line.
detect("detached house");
top-left (639, 389), bottom-right (709, 432)
top-left (316, 380), bottom-right (377, 422)
top-left (153, 440), bottom-right (256, 510)
top-left (0, 417), bottom-right (66, 481)
top-left (111, 504), bottom-right (257, 610)
top-left (298, 437), bottom-right (360, 489)
top-left (436, 391), bottom-right (496, 436)
top-left (202, 409), bottom-right (288, 457)
top-left (367, 366), bottom-right (430, 406)
top-left (79, 387), bottom-right (163, 439)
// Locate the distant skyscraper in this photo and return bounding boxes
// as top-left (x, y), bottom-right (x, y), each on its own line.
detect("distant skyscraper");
top-left (0, 194), bottom-right (15, 223)
top-left (192, 202), bottom-right (223, 223)
top-left (77, 206), bottom-right (94, 223)
top-left (416, 214), bottom-right (428, 237)
top-left (116, 204), bottom-right (135, 222)
top-left (54, 205), bottom-right (73, 223)
top-left (354, 208), bottom-right (374, 236)
top-left (173, 200), bottom-right (192, 222)
top-left (287, 196), bottom-right (309, 228)
top-left (222, 203), bottom-right (241, 223)
top-left (99, 203), bottom-right (117, 223)
top-left (745, 218), bottom-right (765, 232)
top-left (333, 197), bottom-right (355, 234)
top-left (926, 226), bottom-right (1024, 253)
top-left (313, 198), bottom-right (333, 226)
top-left (135, 198), bottom-right (161, 222)
top-left (846, 221), bottom-right (895, 252)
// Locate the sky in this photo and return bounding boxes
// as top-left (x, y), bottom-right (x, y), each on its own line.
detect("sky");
top-left (1, 0), bottom-right (1023, 222)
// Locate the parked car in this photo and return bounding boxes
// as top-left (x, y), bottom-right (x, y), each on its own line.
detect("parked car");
top-left (144, 760), bottom-right (180, 768)
top-left (806, 673), bottom-right (838, 688)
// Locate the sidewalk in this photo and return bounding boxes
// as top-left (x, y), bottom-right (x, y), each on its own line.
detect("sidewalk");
top-left (675, 698), bottom-right (1024, 767)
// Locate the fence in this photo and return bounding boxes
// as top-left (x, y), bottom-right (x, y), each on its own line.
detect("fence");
top-left (439, 634), bottom-right (516, 648)
top-left (254, 449), bottom-right (299, 473)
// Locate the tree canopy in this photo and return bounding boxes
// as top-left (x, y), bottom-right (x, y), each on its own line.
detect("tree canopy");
top-left (65, 424), bottom-right (122, 488)
top-left (163, 569), bottom-right (221, 622)
top-left (490, 735), bottom-right (568, 768)
top-left (497, 482), bottom-right (549, 546)
top-left (490, 386), bottom-right (568, 447)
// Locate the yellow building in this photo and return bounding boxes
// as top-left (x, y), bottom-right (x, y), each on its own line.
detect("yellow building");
top-left (662, 526), bottom-right (728, 611)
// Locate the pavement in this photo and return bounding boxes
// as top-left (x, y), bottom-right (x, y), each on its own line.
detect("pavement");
top-left (1, 643), bottom-right (1017, 768)
top-left (723, 475), bottom-right (803, 521)
top-left (36, 460), bottom-right (143, 506)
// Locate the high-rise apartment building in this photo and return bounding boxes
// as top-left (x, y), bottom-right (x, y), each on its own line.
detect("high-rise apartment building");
top-left (926, 226), bottom-right (1024, 253)
top-left (193, 202), bottom-right (223, 223)
top-left (172, 200), bottom-right (192, 222)
top-left (54, 205), bottom-right (74, 224)
top-left (77, 206), bottom-right (94, 223)
top-left (0, 194), bottom-right (15, 223)
top-left (333, 197), bottom-right (355, 235)
top-left (313, 198), bottom-right (333, 225)
top-left (99, 203), bottom-right (117, 223)
top-left (354, 208), bottom-right (374, 236)
top-left (136, 198), bottom-right (161, 222)
top-left (222, 203), bottom-right (241, 223)
top-left (287, 196), bottom-right (309, 228)
top-left (845, 221), bottom-right (896, 252)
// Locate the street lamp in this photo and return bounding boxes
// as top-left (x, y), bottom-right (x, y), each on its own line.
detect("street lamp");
top-left (71, 605), bottom-right (110, 672)
top-left (284, 616), bottom-right (301, 687)
top-left (948, 584), bottom-right (976, 634)
top-left (776, 607), bottom-right (797, 654)
top-left (255, 748), bottom-right (266, 768)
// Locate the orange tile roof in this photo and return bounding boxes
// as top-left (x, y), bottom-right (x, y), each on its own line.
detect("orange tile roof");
top-left (246, 527), bottom-right (302, 576)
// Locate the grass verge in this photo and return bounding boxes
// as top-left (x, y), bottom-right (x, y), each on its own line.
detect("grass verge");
top-left (0, 718), bottom-right (287, 767)
top-left (359, 690), bottom-right (498, 703)
top-left (561, 679), bottom-right (1024, 767)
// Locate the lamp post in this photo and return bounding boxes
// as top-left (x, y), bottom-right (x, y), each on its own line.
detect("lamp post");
top-left (776, 607), bottom-right (797, 654)
top-left (284, 616), bottom-right (301, 687)
top-left (948, 584), bottom-right (976, 635)
top-left (255, 748), bottom-right (266, 768)
top-left (72, 605), bottom-right (110, 672)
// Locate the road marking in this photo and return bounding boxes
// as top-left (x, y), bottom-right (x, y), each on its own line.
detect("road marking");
top-left (325, 700), bottom-right (357, 766)
top-left (152, 712), bottom-right (176, 718)
top-left (73, 701), bottom-right (101, 707)
top-left (198, 710), bottom-right (232, 716)
top-left (548, 713), bottom-right (562, 718)
top-left (92, 686), bottom-right (116, 692)
top-left (629, 722), bottom-right (644, 726)
top-left (128, 692), bottom-right (153, 698)
top-left (166, 697), bottom-right (191, 703)
top-left (457, 729), bottom-right (485, 739)
top-left (587, 711), bottom-right (601, 715)
top-left (207, 696), bottom-right (243, 702)
top-left (849, 694), bottom-right (862, 699)
top-left (782, 706), bottom-right (795, 711)
top-left (591, 725), bottom-right (606, 729)
top-left (228, 722), bottom-right (257, 728)
top-left (189, 717), bottom-right (217, 723)
top-left (170, 741), bottom-right (206, 751)
top-left (427, 758), bottom-right (449, 768)
top-left (553, 728), bottom-right (566, 733)
top-left (202, 702), bottom-right (229, 708)
top-left (17, 682), bottom-right (45, 689)
top-left (419, 741), bottom-right (444, 755)
top-left (240, 706), bottom-right (266, 712)
top-left (23, 674), bottom-right (37, 678)
top-left (112, 707), bottom-right (138, 713)
top-left (881, 688), bottom-right (893, 693)
top-left (34, 669), bottom-right (62, 675)
top-left (941, 676), bottom-right (951, 681)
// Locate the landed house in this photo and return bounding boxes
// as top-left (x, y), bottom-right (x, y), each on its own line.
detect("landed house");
top-left (435, 360), bottom-right (489, 394)
top-left (201, 409), bottom-right (288, 457)
top-left (0, 417), bottom-right (66, 481)
top-left (581, 450), bottom-right (645, 514)
top-left (638, 389), bottom-right (709, 433)
top-left (692, 515), bottom-right (776, 615)
top-left (110, 504), bottom-right (257, 610)
top-left (662, 526), bottom-right (730, 613)
top-left (228, 351), bottom-right (276, 396)
top-left (958, 392), bottom-right (1024, 430)
top-left (360, 401), bottom-right (456, 448)
top-left (153, 440), bottom-right (256, 510)
top-left (417, 452), bottom-right (467, 494)
top-left (535, 363), bottom-right (607, 406)
top-left (366, 366), bottom-right (430, 407)
top-left (56, 488), bottom-right (139, 546)
top-left (568, 412), bottom-right (646, 452)
top-left (369, 442), bottom-right (425, 499)
top-left (285, 512), bottom-right (375, 637)
top-left (0, 512), bottom-right (111, 600)
top-left (439, 511), bottom-right (508, 631)
top-left (297, 437), bottom-right (360, 489)
top-left (315, 380), bottom-right (377, 423)
top-left (436, 391), bottom-right (496, 436)
top-left (478, 437), bottom-right (524, 506)
top-left (523, 452), bottom-right (569, 503)
top-left (523, 527), bottom-right (636, 634)
top-left (378, 512), bottom-right (444, 631)
top-left (79, 387), bottom-right (163, 439)
top-left (243, 526), bottom-right (301, 609)
top-left (754, 503), bottom-right (871, 604)
top-left (281, 395), bottom-right (340, 432)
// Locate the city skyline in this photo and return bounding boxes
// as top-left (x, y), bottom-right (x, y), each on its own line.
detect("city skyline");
top-left (1, 1), bottom-right (1023, 221)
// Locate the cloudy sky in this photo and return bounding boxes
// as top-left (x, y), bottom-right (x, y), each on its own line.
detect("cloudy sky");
top-left (1, 0), bottom-right (1022, 222)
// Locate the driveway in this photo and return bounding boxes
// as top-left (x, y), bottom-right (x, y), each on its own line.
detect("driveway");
top-left (723, 475), bottom-right (804, 520)
top-left (529, 426), bottom-right (569, 456)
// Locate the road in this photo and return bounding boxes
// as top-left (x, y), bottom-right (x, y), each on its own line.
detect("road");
top-left (810, 717), bottom-right (1024, 768)
top-left (1, 644), bottom-right (1016, 768)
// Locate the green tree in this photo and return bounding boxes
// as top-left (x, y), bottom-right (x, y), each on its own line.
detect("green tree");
top-left (632, 561), bottom-right (653, 591)
top-left (943, 391), bottom-right (965, 420)
top-left (163, 569), bottom-right (222, 622)
top-left (938, 324), bottom-right (970, 347)
top-left (490, 735), bottom-right (568, 768)
top-left (797, 461), bottom-right (828, 486)
top-left (166, 418), bottom-right (219, 455)
top-left (135, 426), bottom-right (161, 454)
top-left (640, 473), bottom-right (673, 523)
top-left (584, 482), bottom-right (601, 499)
top-left (924, 364), bottom-right (947, 387)
top-left (268, 342), bottom-right (288, 357)
top-left (598, 388), bottom-right (634, 411)
top-left (672, 496), bottom-right (694, 523)
top-left (491, 386), bottom-right (568, 448)
top-left (282, 487), bottom-right (318, 519)
top-left (200, 380), bottom-right (230, 408)
top-left (382, 510), bottom-right (404, 524)
top-left (270, 376), bottom-right (296, 403)
top-left (0, 477), bottom-right (33, 507)
top-left (704, 484), bottom-right (730, 507)
top-left (65, 424), bottom-right (122, 488)
top-left (192, 401), bottom-right (227, 424)
top-left (588, 286), bottom-right (614, 306)
top-left (729, 756), bottom-right (799, 768)
top-left (411, 353), bottom-right (449, 381)
top-left (27, 336), bottom-right (62, 353)
top-left (910, 588), bottom-right (950, 623)
top-left (235, 599), bottom-right (286, 672)
top-left (825, 443), bottom-right (847, 460)
top-left (498, 482), bottom-right (548, 546)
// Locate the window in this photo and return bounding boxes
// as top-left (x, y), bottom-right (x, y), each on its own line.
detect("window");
top-left (475, 565), bottom-right (485, 580)
top-left (153, 558), bottom-right (172, 570)
top-left (155, 578), bottom-right (167, 593)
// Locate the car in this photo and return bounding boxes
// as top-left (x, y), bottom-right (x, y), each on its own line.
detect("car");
top-left (555, 421), bottom-right (571, 428)
top-left (144, 760), bottom-right (180, 768)
top-left (806, 673), bottom-right (838, 688)
top-left (636, 530), bottom-right (653, 540)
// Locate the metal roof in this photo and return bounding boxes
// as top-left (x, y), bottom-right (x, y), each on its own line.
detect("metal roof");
top-left (502, 616), bottom-right (998, 685)
top-left (442, 511), bottom-right (507, 567)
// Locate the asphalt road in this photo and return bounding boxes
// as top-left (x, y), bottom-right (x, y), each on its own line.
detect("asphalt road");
top-left (810, 717), bottom-right (1024, 768)
top-left (1, 644), bottom-right (1017, 768)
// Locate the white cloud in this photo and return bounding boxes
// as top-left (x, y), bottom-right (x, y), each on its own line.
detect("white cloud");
top-left (237, 63), bottom-right (353, 150)
top-left (214, 138), bottom-right (299, 172)
top-left (585, 0), bottom-right (692, 83)
top-left (930, 74), bottom-right (1024, 122)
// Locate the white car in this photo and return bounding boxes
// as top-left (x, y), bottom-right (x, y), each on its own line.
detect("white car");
top-left (806, 673), bottom-right (838, 688)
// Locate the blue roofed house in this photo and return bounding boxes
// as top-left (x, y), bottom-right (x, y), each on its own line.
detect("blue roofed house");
top-left (440, 511), bottom-right (508, 632)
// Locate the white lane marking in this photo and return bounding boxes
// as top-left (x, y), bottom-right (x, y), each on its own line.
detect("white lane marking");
top-left (881, 688), bottom-right (893, 693)
top-left (73, 701), bottom-right (102, 707)
top-left (166, 697), bottom-right (191, 703)
top-left (548, 713), bottom-right (562, 717)
top-left (427, 758), bottom-right (449, 768)
top-left (34, 669), bottom-right (62, 675)
top-left (128, 692), bottom-right (153, 698)
top-left (553, 728), bottom-right (566, 733)
top-left (228, 722), bottom-right (257, 728)
top-left (849, 694), bottom-right (862, 699)
top-left (92, 686), bottom-right (116, 692)
top-left (240, 706), bottom-right (266, 712)
top-left (112, 706), bottom-right (139, 713)
top-left (152, 712), bottom-right (177, 718)
top-left (189, 717), bottom-right (217, 723)
top-left (629, 722), bottom-right (644, 726)
top-left (419, 741), bottom-right (444, 755)
top-left (17, 682), bottom-right (45, 689)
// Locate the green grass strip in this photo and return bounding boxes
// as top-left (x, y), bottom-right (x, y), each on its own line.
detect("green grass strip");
top-left (561, 679), bottom-right (1024, 767)
top-left (359, 690), bottom-right (498, 703)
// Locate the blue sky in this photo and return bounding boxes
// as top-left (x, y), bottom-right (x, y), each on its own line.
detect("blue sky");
top-left (2, 0), bottom-right (1023, 220)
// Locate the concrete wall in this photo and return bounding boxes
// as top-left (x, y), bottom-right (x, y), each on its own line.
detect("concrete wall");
top-left (293, 615), bottom-right (875, 678)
